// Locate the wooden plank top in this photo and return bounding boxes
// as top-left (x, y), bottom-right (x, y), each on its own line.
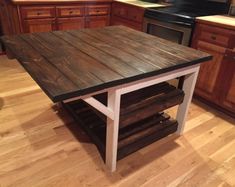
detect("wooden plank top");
top-left (1, 26), bottom-right (212, 102)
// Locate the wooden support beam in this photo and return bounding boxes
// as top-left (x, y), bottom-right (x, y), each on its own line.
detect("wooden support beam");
top-left (105, 89), bottom-right (121, 172)
top-left (83, 97), bottom-right (114, 120)
top-left (176, 66), bottom-right (200, 135)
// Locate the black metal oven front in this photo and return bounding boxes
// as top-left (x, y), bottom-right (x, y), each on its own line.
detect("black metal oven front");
top-left (143, 18), bottom-right (193, 46)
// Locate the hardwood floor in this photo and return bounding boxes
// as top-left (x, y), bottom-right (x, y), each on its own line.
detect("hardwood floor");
top-left (0, 55), bottom-right (235, 187)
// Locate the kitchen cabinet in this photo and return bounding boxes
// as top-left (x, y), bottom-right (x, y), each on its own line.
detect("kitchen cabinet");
top-left (0, 0), bottom-right (111, 35)
top-left (21, 6), bottom-right (56, 32)
top-left (85, 5), bottom-right (110, 28)
top-left (192, 22), bottom-right (235, 116)
top-left (111, 2), bottom-right (144, 31)
top-left (56, 5), bottom-right (85, 30)
top-left (193, 41), bottom-right (225, 102)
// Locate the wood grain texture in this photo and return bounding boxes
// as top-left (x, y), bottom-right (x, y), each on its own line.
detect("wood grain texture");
top-left (1, 26), bottom-right (211, 102)
top-left (0, 56), bottom-right (235, 186)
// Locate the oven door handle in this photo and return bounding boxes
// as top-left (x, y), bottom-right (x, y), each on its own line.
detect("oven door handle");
top-left (167, 20), bottom-right (192, 27)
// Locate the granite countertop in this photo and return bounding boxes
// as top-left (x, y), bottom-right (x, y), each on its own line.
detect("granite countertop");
top-left (10, 0), bottom-right (168, 7)
top-left (196, 15), bottom-right (235, 30)
top-left (114, 0), bottom-right (168, 8)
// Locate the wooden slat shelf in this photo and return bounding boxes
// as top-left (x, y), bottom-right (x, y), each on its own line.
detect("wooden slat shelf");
top-left (62, 82), bottom-right (183, 160)
top-left (93, 82), bottom-right (184, 128)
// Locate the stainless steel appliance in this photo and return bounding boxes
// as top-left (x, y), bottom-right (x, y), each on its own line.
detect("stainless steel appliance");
top-left (143, 0), bottom-right (231, 46)
top-left (229, 5), bottom-right (235, 16)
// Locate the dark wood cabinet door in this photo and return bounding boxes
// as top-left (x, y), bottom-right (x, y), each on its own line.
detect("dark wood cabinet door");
top-left (194, 41), bottom-right (225, 102)
top-left (57, 17), bottom-right (85, 31)
top-left (85, 16), bottom-right (109, 28)
top-left (23, 19), bottom-right (56, 33)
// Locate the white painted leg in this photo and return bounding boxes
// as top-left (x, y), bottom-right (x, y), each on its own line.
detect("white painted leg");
top-left (106, 89), bottom-right (121, 172)
top-left (176, 66), bottom-right (200, 135)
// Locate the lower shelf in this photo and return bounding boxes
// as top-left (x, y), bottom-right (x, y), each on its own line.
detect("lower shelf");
top-left (63, 100), bottom-right (178, 161)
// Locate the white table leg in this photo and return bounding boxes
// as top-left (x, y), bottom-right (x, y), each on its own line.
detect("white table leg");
top-left (106, 89), bottom-right (121, 172)
top-left (176, 66), bottom-right (200, 135)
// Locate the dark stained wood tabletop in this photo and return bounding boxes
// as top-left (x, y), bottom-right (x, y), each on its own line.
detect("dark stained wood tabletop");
top-left (1, 26), bottom-right (212, 102)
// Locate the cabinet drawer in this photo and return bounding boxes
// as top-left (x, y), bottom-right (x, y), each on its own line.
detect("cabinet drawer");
top-left (21, 6), bottom-right (55, 19)
top-left (86, 5), bottom-right (110, 16)
top-left (56, 6), bottom-right (85, 17)
top-left (197, 24), bottom-right (231, 47)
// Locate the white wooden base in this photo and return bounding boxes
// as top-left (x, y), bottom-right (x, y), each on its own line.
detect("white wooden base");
top-left (63, 64), bottom-right (200, 172)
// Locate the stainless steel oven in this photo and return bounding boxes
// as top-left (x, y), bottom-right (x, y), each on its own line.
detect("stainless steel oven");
top-left (143, 0), bottom-right (231, 46)
top-left (143, 18), bottom-right (192, 46)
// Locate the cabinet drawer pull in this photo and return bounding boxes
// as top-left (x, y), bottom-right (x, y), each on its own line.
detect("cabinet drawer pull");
top-left (211, 35), bottom-right (216, 40)
top-left (69, 11), bottom-right (73, 14)
top-left (37, 12), bottom-right (42, 15)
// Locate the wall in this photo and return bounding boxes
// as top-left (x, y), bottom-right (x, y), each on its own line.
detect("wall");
top-left (232, 0), bottom-right (235, 4)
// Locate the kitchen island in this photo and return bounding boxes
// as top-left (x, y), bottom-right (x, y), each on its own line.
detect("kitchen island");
top-left (1, 25), bottom-right (211, 172)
